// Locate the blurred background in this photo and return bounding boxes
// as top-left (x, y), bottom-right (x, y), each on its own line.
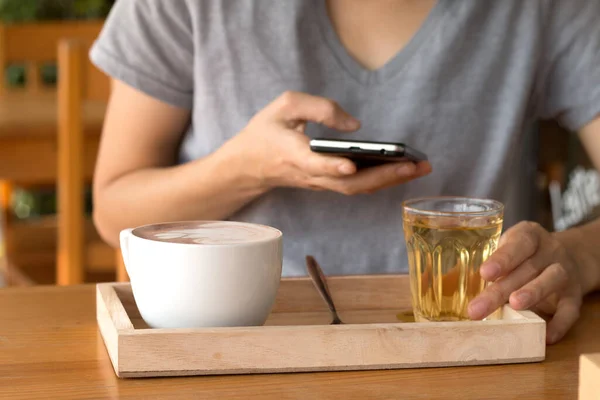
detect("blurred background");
top-left (0, 0), bottom-right (597, 288)
top-left (0, 0), bottom-right (118, 287)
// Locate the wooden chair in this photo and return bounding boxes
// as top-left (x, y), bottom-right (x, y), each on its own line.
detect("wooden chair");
top-left (0, 21), bottom-right (125, 285)
top-left (57, 38), bottom-right (128, 285)
top-left (0, 21), bottom-right (107, 182)
top-left (0, 21), bottom-right (109, 285)
top-left (0, 21), bottom-right (107, 95)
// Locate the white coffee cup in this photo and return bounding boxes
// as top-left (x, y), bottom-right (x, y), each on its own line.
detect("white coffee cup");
top-left (119, 221), bottom-right (283, 329)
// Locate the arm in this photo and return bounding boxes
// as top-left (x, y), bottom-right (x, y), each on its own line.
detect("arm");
top-left (92, 80), bottom-right (266, 247)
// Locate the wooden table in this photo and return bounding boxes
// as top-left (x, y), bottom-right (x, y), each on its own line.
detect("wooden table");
top-left (1, 286), bottom-right (599, 399)
top-left (0, 91), bottom-right (105, 183)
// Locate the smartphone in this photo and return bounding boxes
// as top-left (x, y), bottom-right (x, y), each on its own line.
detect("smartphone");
top-left (309, 138), bottom-right (427, 169)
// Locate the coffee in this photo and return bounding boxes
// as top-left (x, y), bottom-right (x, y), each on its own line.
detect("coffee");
top-left (133, 221), bottom-right (281, 245)
top-left (121, 220), bottom-right (283, 328)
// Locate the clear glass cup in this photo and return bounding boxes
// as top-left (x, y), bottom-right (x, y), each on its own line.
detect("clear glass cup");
top-left (402, 197), bottom-right (504, 322)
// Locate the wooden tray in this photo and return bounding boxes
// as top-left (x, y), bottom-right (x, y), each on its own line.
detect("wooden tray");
top-left (96, 275), bottom-right (546, 378)
top-left (579, 353), bottom-right (600, 400)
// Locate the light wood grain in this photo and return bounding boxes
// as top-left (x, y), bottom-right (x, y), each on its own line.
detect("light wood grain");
top-left (579, 353), bottom-right (600, 400)
top-left (1, 284), bottom-right (598, 399)
top-left (96, 282), bottom-right (135, 373)
top-left (97, 276), bottom-right (546, 378)
top-left (273, 274), bottom-right (414, 313)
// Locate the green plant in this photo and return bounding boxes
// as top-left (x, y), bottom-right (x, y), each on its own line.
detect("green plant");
top-left (0, 0), bottom-right (39, 23)
top-left (10, 185), bottom-right (93, 220)
top-left (5, 64), bottom-right (24, 86)
top-left (0, 0), bottom-right (114, 23)
top-left (72, 0), bottom-right (113, 19)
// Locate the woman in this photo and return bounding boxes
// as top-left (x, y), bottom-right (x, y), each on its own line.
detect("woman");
top-left (90, 0), bottom-right (600, 343)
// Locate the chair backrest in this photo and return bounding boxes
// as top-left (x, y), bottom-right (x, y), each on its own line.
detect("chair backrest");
top-left (0, 20), bottom-right (105, 95)
top-left (57, 37), bottom-right (125, 285)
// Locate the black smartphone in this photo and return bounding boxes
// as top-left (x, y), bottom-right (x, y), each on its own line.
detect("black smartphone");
top-left (309, 138), bottom-right (427, 169)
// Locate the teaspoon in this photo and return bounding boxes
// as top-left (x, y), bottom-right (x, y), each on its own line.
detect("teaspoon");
top-left (305, 255), bottom-right (343, 325)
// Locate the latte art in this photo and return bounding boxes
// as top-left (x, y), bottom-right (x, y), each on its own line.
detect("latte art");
top-left (134, 221), bottom-right (280, 245)
top-left (152, 226), bottom-right (273, 244)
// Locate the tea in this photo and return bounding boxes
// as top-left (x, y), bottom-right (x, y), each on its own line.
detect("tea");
top-left (402, 197), bottom-right (504, 322)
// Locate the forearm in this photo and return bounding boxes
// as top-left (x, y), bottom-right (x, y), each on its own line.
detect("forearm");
top-left (554, 219), bottom-right (600, 295)
top-left (93, 149), bottom-right (266, 247)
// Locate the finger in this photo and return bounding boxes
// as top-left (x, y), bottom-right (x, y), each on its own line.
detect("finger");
top-left (300, 158), bottom-right (431, 191)
top-left (546, 297), bottom-right (581, 344)
top-left (299, 152), bottom-right (357, 177)
top-left (415, 160), bottom-right (433, 177)
top-left (314, 161), bottom-right (420, 195)
top-left (509, 263), bottom-right (569, 310)
top-left (480, 222), bottom-right (542, 281)
top-left (285, 132), bottom-right (357, 178)
top-left (372, 160), bottom-right (432, 192)
top-left (468, 251), bottom-right (550, 320)
top-left (272, 91), bottom-right (360, 132)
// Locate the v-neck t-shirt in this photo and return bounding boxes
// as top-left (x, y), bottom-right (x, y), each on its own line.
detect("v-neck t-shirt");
top-left (90, 0), bottom-right (600, 277)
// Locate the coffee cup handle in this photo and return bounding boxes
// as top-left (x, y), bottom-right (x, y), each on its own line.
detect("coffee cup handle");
top-left (119, 228), bottom-right (134, 279)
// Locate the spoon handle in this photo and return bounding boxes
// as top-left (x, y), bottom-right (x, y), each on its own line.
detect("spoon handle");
top-left (305, 255), bottom-right (339, 316)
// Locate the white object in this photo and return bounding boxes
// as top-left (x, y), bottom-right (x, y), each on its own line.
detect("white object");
top-left (549, 180), bottom-right (563, 231)
top-left (119, 221), bottom-right (283, 329)
top-left (550, 167), bottom-right (600, 231)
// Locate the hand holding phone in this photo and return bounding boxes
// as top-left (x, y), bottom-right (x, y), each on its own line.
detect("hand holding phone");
top-left (221, 90), bottom-right (430, 196)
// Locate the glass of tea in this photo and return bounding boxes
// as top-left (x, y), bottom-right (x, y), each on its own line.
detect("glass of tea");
top-left (402, 197), bottom-right (504, 322)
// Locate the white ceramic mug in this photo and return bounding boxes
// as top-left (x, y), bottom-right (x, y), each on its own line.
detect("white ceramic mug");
top-left (119, 221), bottom-right (283, 329)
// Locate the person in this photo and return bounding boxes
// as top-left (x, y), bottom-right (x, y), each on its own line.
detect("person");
top-left (89, 0), bottom-right (600, 344)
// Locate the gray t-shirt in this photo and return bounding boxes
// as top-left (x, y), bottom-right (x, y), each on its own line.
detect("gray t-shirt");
top-left (91, 0), bottom-right (600, 277)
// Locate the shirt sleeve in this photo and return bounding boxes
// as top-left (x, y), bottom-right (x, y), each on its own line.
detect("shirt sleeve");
top-left (89, 0), bottom-right (194, 109)
top-left (536, 0), bottom-right (600, 132)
